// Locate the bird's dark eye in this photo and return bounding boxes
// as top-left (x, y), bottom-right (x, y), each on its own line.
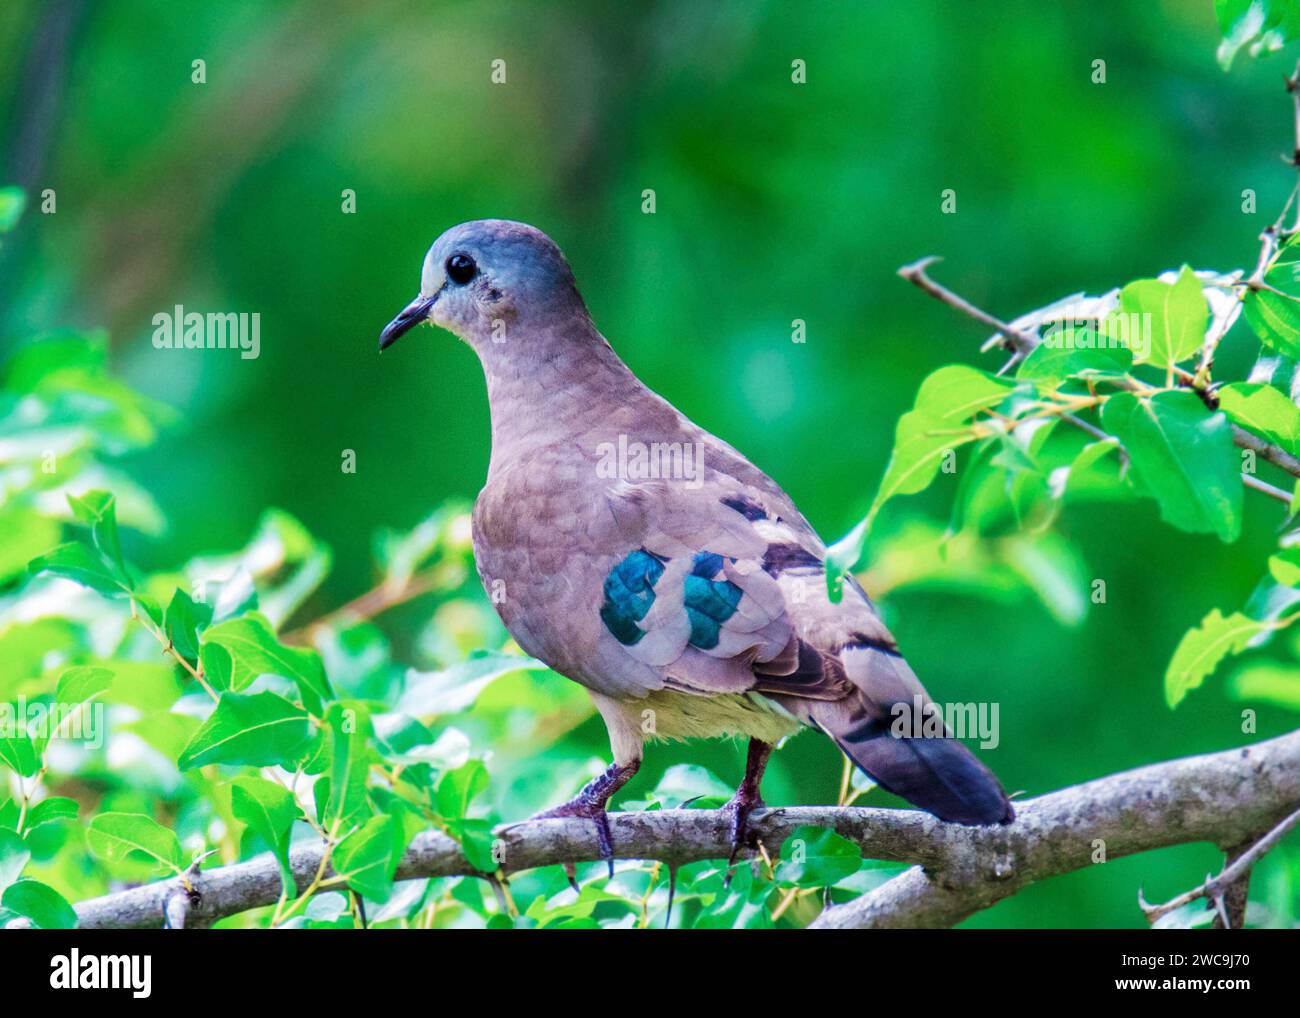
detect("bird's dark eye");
top-left (446, 253), bottom-right (477, 285)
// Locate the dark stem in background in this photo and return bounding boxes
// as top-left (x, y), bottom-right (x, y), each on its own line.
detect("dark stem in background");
top-left (0, 0), bottom-right (88, 322)
top-left (0, 0), bottom-right (86, 189)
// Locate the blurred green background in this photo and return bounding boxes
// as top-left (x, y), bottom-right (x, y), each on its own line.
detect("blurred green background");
top-left (2, 0), bottom-right (1297, 926)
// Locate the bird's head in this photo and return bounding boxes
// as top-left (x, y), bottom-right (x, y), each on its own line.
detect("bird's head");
top-left (379, 219), bottom-right (587, 353)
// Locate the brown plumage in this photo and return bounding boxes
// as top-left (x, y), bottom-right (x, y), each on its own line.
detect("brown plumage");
top-left (380, 220), bottom-right (1013, 867)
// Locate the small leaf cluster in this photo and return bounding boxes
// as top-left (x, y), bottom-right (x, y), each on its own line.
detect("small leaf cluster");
top-left (829, 254), bottom-right (1300, 712)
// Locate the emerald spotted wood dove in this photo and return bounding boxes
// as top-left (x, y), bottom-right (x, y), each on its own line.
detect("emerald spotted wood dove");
top-left (380, 220), bottom-right (1013, 869)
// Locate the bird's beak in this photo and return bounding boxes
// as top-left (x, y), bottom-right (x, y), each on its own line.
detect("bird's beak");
top-left (379, 294), bottom-right (438, 351)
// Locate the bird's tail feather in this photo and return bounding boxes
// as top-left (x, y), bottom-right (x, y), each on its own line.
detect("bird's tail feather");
top-left (811, 699), bottom-right (1014, 825)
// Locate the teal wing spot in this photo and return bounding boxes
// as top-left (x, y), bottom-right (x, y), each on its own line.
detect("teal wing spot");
top-left (684, 551), bottom-right (743, 650)
top-left (600, 549), bottom-right (666, 646)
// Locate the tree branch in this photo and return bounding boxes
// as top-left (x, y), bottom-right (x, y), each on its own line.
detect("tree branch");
top-left (898, 259), bottom-right (1300, 481)
top-left (808, 729), bottom-right (1300, 928)
top-left (24, 730), bottom-right (1299, 930)
top-left (898, 256), bottom-right (1040, 358)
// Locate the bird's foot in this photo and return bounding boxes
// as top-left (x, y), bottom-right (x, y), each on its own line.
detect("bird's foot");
top-left (720, 739), bottom-right (774, 886)
top-left (531, 796), bottom-right (617, 876)
top-left (528, 760), bottom-right (638, 879)
top-left (720, 783), bottom-right (766, 874)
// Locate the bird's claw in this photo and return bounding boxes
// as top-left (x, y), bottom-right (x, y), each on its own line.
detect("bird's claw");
top-left (526, 760), bottom-right (638, 885)
top-left (720, 787), bottom-right (765, 885)
top-left (531, 799), bottom-right (617, 879)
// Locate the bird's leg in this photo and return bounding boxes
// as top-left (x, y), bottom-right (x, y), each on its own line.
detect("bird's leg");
top-left (722, 739), bottom-right (773, 869)
top-left (530, 759), bottom-right (640, 877)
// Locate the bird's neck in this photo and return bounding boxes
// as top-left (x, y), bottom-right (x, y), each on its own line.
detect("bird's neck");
top-left (476, 320), bottom-right (652, 467)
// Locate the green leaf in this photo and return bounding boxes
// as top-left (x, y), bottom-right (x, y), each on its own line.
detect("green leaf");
top-left (257, 519), bottom-right (334, 628)
top-left (0, 506), bottom-right (61, 585)
top-left (323, 702), bottom-right (373, 827)
top-left (1246, 351), bottom-right (1298, 391)
top-left (0, 828), bottom-right (31, 891)
top-left (1112, 267), bottom-right (1207, 369)
top-left (1243, 289), bottom-right (1300, 358)
top-left (66, 490), bottom-right (127, 576)
top-left (2, 879), bottom-right (77, 928)
top-left (165, 589), bottom-right (213, 663)
top-left (332, 814), bottom-right (397, 902)
top-left (0, 734), bottom-right (39, 777)
top-left (871, 365), bottom-right (1013, 513)
top-left (177, 691), bottom-right (311, 769)
top-left (122, 711), bottom-right (199, 760)
top-left (1050, 438), bottom-right (1126, 502)
top-left (134, 591), bottom-right (163, 627)
top-left (1270, 547), bottom-right (1300, 586)
top-left (398, 651), bottom-right (548, 716)
top-left (0, 619), bottom-right (77, 701)
top-left (692, 864), bottom-right (773, 929)
top-left (827, 366), bottom-right (1013, 592)
top-left (28, 541), bottom-right (132, 598)
top-left (3, 330), bottom-right (107, 389)
top-left (1016, 338), bottom-right (1132, 387)
top-left (1218, 382), bottom-right (1300, 455)
top-left (0, 186), bottom-right (24, 233)
top-left (774, 825), bottom-right (863, 887)
top-left (230, 776), bottom-right (298, 897)
top-left (101, 660), bottom-right (183, 712)
top-left (35, 665), bottom-right (114, 756)
top-left (22, 796), bottom-right (79, 834)
top-left (1002, 533), bottom-right (1088, 626)
top-left (448, 817), bottom-right (498, 873)
top-left (374, 505), bottom-right (468, 588)
top-left (650, 763), bottom-right (735, 808)
top-left (86, 812), bottom-right (183, 873)
top-left (1243, 240), bottom-right (1300, 356)
top-left (200, 612), bottom-right (331, 713)
top-left (1227, 660), bottom-right (1300, 711)
top-left (1101, 391), bottom-right (1242, 541)
top-left (200, 642), bottom-right (233, 693)
top-left (1215, 0), bottom-right (1298, 68)
top-left (871, 410), bottom-right (979, 509)
top-left (55, 665), bottom-right (115, 707)
top-left (231, 776), bottom-right (297, 847)
top-left (373, 713), bottom-right (436, 760)
top-left (207, 570), bottom-right (259, 623)
top-left (1165, 609), bottom-right (1266, 708)
top-left (303, 890), bottom-right (348, 924)
top-left (294, 727), bottom-right (330, 775)
top-left (434, 759), bottom-right (489, 821)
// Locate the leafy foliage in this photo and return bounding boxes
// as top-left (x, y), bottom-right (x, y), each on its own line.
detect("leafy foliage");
top-left (0, 277), bottom-right (893, 928)
top-left (4, 6), bottom-right (1300, 931)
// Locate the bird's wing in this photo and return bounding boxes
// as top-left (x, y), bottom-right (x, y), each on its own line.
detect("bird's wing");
top-left (594, 475), bottom-right (1013, 825)
top-left (595, 476), bottom-right (850, 698)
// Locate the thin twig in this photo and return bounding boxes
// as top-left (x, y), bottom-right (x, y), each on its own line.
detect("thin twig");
top-left (1061, 412), bottom-right (1115, 445)
top-left (1286, 57), bottom-right (1300, 232)
top-left (130, 599), bottom-right (217, 701)
top-left (898, 257), bottom-right (1038, 357)
top-left (1138, 806), bottom-right (1300, 926)
top-left (1192, 63), bottom-right (1300, 390)
top-left (1243, 473), bottom-right (1293, 504)
top-left (282, 569), bottom-right (439, 645)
